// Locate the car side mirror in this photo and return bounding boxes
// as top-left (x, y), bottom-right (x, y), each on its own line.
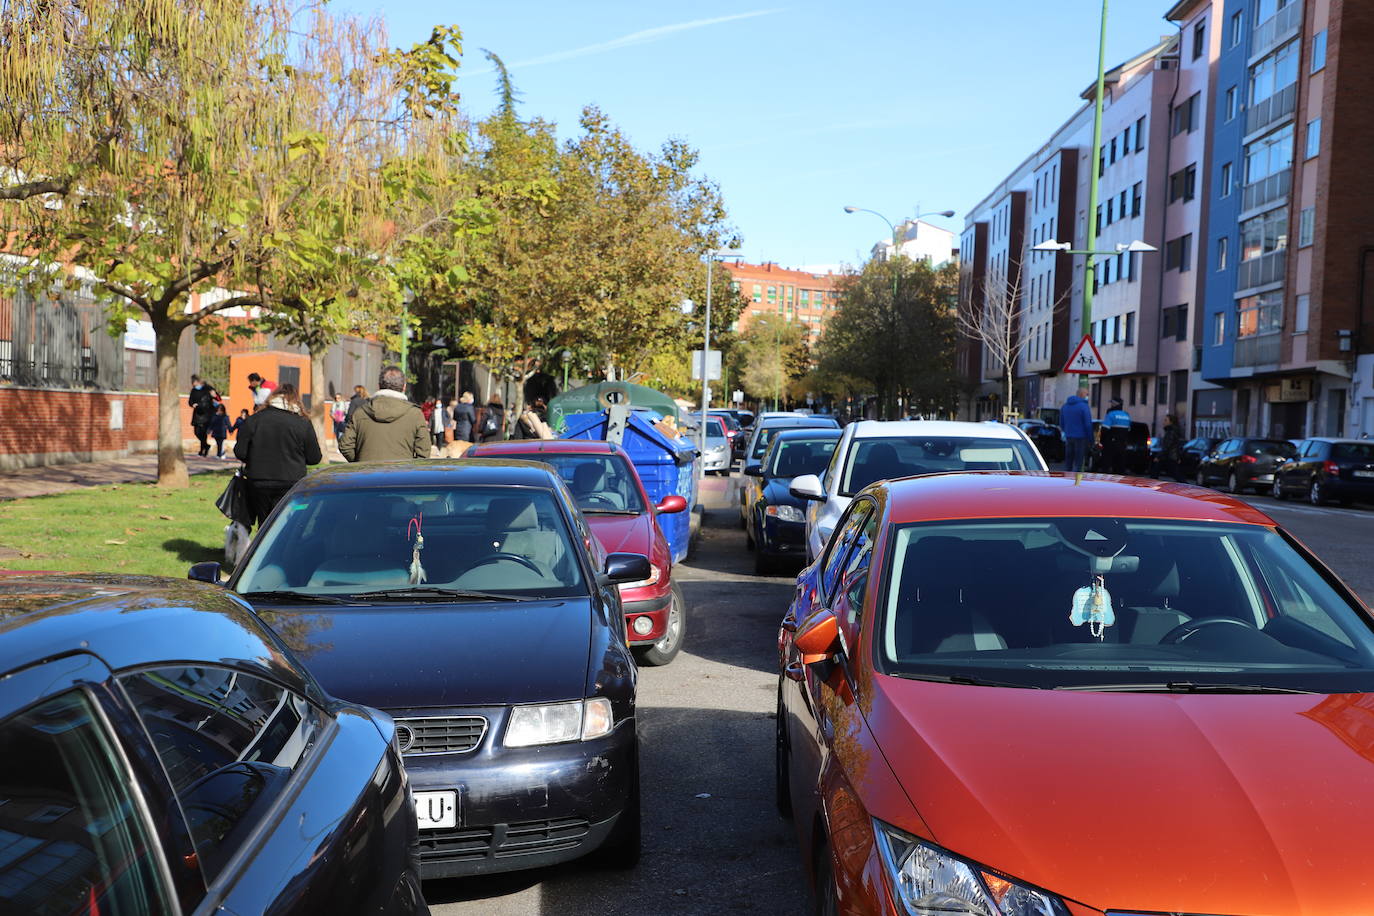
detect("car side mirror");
top-left (744, 464), bottom-right (764, 478)
top-left (789, 473), bottom-right (826, 501)
top-left (603, 553), bottom-right (651, 584)
top-left (187, 562), bottom-right (223, 584)
top-left (794, 608), bottom-right (841, 665)
top-left (655, 494), bottom-right (687, 514)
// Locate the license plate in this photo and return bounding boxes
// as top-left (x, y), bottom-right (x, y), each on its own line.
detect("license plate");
top-left (414, 790), bottom-right (458, 830)
top-left (1355, 470), bottom-right (1374, 478)
top-left (1255, 474), bottom-right (1273, 482)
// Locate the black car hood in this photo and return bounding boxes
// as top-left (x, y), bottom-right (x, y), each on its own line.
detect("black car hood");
top-left (761, 478), bottom-right (804, 509)
top-left (249, 598), bottom-right (592, 709)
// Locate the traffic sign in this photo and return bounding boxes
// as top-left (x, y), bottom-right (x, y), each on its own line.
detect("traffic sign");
top-left (1063, 334), bottom-right (1108, 375)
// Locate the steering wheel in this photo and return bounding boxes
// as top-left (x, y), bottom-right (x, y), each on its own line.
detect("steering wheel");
top-left (1159, 616), bottom-right (1253, 645)
top-left (580, 494), bottom-right (618, 509)
top-left (467, 552), bottom-right (543, 575)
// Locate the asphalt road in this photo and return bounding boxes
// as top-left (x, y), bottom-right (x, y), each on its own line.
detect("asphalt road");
top-left (426, 476), bottom-right (810, 916)
top-left (423, 474), bottom-right (1372, 915)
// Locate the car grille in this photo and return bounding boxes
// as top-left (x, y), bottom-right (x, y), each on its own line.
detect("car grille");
top-left (393, 715), bottom-right (487, 756)
top-left (418, 818), bottom-right (591, 863)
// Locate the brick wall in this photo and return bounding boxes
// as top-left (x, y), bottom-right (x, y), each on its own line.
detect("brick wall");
top-left (0, 387), bottom-right (160, 471)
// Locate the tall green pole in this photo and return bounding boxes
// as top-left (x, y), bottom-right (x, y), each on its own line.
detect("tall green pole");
top-left (1081, 0), bottom-right (1110, 339)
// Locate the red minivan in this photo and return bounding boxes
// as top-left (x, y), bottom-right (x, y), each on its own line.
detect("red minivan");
top-left (466, 440), bottom-right (687, 665)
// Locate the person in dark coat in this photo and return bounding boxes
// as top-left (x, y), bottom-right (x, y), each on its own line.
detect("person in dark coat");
top-left (233, 383), bottom-right (321, 527)
top-left (338, 366), bottom-right (429, 462)
top-left (208, 404), bottom-right (232, 459)
top-left (1060, 382), bottom-right (1095, 473)
top-left (452, 391), bottom-right (476, 443)
top-left (188, 374), bottom-right (217, 458)
top-left (477, 392), bottom-right (505, 443)
top-left (1158, 413), bottom-right (1184, 481)
top-left (346, 384), bottom-right (368, 422)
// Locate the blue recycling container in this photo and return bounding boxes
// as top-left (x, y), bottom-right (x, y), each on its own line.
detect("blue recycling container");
top-left (561, 410), bottom-right (698, 563)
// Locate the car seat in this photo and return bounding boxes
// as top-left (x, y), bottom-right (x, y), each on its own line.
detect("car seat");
top-left (889, 536), bottom-right (1008, 656)
top-left (482, 496), bottom-right (565, 575)
top-left (572, 462), bottom-right (624, 510)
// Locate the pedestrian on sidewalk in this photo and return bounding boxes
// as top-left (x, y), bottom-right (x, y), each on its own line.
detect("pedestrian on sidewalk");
top-left (431, 398), bottom-right (452, 451)
top-left (209, 404), bottom-right (232, 459)
top-left (338, 366), bottom-right (430, 462)
top-left (477, 392), bottom-right (505, 443)
top-left (1158, 413), bottom-right (1184, 481)
top-left (233, 383), bottom-right (321, 527)
top-left (1061, 382), bottom-right (1095, 473)
top-left (189, 376), bottom-right (218, 458)
top-left (452, 391), bottom-right (476, 443)
top-left (229, 408), bottom-right (249, 441)
top-left (516, 398), bottom-right (555, 440)
top-left (1102, 397), bottom-right (1132, 474)
top-left (331, 397), bottom-right (348, 440)
top-left (247, 372), bottom-right (277, 409)
top-left (346, 384), bottom-right (368, 422)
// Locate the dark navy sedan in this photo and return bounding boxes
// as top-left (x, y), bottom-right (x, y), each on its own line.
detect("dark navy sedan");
top-left (743, 428), bottom-right (842, 575)
top-left (0, 575), bottom-right (426, 915)
top-left (202, 460), bottom-right (645, 880)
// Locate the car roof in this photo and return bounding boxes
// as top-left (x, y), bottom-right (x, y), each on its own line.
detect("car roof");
top-left (849, 419), bottom-right (1023, 440)
top-left (757, 416), bottom-right (837, 429)
top-left (0, 575), bottom-right (312, 693)
top-left (771, 428), bottom-right (843, 443)
top-left (467, 440), bottom-right (622, 457)
top-left (879, 472), bottom-right (1275, 527)
top-left (294, 458), bottom-right (565, 493)
top-left (1302, 437), bottom-right (1368, 444)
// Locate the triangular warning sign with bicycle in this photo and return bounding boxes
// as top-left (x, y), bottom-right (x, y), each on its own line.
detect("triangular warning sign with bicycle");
top-left (1063, 334), bottom-right (1108, 375)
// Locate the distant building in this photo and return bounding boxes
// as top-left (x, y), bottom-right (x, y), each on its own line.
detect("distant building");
top-left (869, 219), bottom-right (958, 267)
top-left (724, 262), bottom-right (842, 346)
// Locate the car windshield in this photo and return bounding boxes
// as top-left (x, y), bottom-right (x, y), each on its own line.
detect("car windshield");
top-left (235, 485), bottom-right (586, 598)
top-left (514, 454), bottom-right (645, 514)
top-left (1333, 443), bottom-right (1374, 461)
top-left (841, 436), bottom-right (1042, 496)
top-left (712, 413), bottom-right (740, 432)
top-left (1248, 439), bottom-right (1297, 457)
top-left (753, 422), bottom-right (832, 457)
top-left (875, 518), bottom-right (1374, 692)
top-left (767, 437), bottom-right (838, 479)
top-left (705, 418), bottom-right (726, 442)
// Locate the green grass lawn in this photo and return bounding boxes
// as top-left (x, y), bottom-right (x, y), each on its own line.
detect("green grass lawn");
top-left (0, 469), bottom-right (240, 576)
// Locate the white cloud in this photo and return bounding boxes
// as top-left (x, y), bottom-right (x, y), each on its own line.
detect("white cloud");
top-left (504, 9), bottom-right (783, 70)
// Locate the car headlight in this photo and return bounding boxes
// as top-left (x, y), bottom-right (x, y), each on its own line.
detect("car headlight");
top-left (504, 698), bottom-right (615, 747)
top-left (766, 504), bottom-right (805, 523)
top-left (874, 821), bottom-right (1068, 916)
top-left (617, 564), bottom-right (662, 592)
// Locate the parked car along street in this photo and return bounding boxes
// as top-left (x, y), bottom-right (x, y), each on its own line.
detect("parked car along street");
top-left (1195, 436), bottom-right (1298, 494)
top-left (792, 419), bottom-right (1047, 562)
top-left (0, 575), bottom-right (427, 916)
top-left (1272, 437), bottom-right (1374, 505)
top-left (465, 440), bottom-right (688, 665)
top-left (202, 460), bottom-right (647, 880)
top-left (779, 471), bottom-right (1374, 916)
top-left (742, 428), bottom-right (843, 575)
top-left (1013, 418), bottom-right (1065, 463)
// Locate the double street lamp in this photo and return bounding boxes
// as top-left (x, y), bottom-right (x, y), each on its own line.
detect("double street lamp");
top-left (1031, 238), bottom-right (1158, 337)
top-left (689, 249), bottom-right (743, 473)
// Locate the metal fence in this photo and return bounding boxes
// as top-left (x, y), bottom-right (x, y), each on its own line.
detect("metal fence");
top-left (0, 271), bottom-right (124, 390)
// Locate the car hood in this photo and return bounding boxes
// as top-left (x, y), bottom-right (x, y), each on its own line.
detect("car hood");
top-left (584, 513), bottom-right (652, 555)
top-left (249, 598), bottom-right (591, 709)
top-left (762, 478), bottom-right (804, 509)
top-left (867, 677), bottom-right (1374, 914)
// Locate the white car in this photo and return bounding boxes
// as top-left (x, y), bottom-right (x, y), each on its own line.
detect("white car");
top-left (791, 420), bottom-right (1047, 561)
top-left (699, 415), bottom-right (732, 475)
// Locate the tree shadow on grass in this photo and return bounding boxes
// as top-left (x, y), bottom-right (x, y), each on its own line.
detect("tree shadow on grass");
top-left (162, 537), bottom-right (222, 566)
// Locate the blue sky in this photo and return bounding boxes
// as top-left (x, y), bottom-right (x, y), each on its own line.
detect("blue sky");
top-left (330, 1), bottom-right (1179, 269)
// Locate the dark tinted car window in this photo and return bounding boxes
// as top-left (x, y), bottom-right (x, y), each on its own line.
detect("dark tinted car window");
top-left (841, 436), bottom-right (1041, 496)
top-left (515, 454), bottom-right (645, 514)
top-left (767, 437), bottom-right (839, 479)
top-left (0, 691), bottom-right (171, 915)
top-left (1246, 439), bottom-right (1297, 457)
top-left (1333, 443), bottom-right (1374, 462)
top-left (120, 666), bottom-right (326, 881)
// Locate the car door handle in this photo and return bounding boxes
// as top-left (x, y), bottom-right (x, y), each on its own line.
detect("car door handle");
top-left (784, 662), bottom-right (805, 682)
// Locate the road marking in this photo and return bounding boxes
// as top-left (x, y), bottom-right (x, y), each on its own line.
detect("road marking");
top-left (1244, 498), bottom-right (1369, 519)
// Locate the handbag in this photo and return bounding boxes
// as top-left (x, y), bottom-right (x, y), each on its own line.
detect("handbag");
top-left (214, 470), bottom-right (252, 527)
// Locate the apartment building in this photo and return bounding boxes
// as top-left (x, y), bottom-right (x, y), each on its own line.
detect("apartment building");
top-left (868, 219), bottom-right (958, 267)
top-left (1200, 0), bottom-right (1374, 440)
top-left (725, 262), bottom-right (841, 346)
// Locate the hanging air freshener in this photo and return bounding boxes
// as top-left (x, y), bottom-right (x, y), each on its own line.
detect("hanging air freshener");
top-left (407, 514), bottom-right (427, 585)
top-left (1069, 575), bottom-right (1115, 639)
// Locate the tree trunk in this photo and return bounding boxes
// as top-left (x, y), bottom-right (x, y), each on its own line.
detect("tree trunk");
top-left (308, 341), bottom-right (328, 446)
top-left (1005, 365), bottom-right (1013, 422)
top-left (153, 319), bottom-right (189, 488)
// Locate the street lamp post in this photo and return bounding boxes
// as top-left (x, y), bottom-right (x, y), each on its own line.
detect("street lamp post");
top-left (1032, 239), bottom-right (1158, 356)
top-left (560, 349), bottom-right (571, 391)
top-left (697, 250), bottom-right (742, 474)
top-left (1082, 0), bottom-right (1112, 336)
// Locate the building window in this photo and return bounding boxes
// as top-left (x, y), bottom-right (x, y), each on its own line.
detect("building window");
top-left (1237, 290), bottom-right (1283, 337)
top-left (1213, 310), bottom-right (1226, 345)
top-left (1306, 118), bottom-right (1322, 158)
top-left (1169, 163), bottom-right (1198, 203)
top-left (1294, 293), bottom-right (1310, 333)
top-left (1109, 137), bottom-right (1118, 164)
top-left (1122, 125), bottom-right (1132, 152)
top-left (1106, 199), bottom-right (1114, 224)
top-left (1131, 182), bottom-right (1142, 218)
top-left (1240, 206), bottom-right (1289, 261)
top-left (1225, 86), bottom-right (1237, 121)
top-left (1135, 116), bottom-right (1146, 152)
top-left (1229, 10), bottom-right (1243, 48)
top-left (1217, 235), bottom-right (1230, 271)
top-left (1158, 376), bottom-right (1170, 403)
top-left (1119, 189), bottom-right (1128, 216)
top-left (1299, 207), bottom-right (1314, 247)
top-left (1171, 93), bottom-right (1200, 135)
top-left (1165, 234), bottom-right (1194, 272)
top-left (1125, 311), bottom-right (1136, 346)
top-left (1244, 122), bottom-right (1294, 184)
top-left (1249, 40), bottom-right (1299, 107)
top-left (1193, 21), bottom-right (1206, 61)
top-left (1311, 30), bottom-right (1327, 73)
top-left (1220, 162), bottom-right (1233, 196)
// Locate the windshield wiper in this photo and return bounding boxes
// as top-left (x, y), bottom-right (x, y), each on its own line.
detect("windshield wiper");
top-left (580, 508), bottom-right (640, 516)
top-left (1057, 682), bottom-right (1315, 694)
top-left (889, 672), bottom-right (1041, 689)
top-left (348, 586), bottom-right (522, 603)
top-left (239, 590), bottom-right (350, 605)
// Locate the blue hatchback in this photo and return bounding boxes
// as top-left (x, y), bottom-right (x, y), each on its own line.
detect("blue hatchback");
top-left (743, 428), bottom-right (843, 575)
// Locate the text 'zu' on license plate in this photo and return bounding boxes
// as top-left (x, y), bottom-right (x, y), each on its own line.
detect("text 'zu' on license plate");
top-left (414, 790), bottom-right (458, 829)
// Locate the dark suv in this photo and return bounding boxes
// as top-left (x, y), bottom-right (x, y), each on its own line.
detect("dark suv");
top-left (1196, 437), bottom-right (1298, 494)
top-left (1272, 438), bottom-right (1374, 505)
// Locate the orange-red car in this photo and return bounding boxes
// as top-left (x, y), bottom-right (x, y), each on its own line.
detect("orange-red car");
top-left (778, 471), bottom-right (1374, 915)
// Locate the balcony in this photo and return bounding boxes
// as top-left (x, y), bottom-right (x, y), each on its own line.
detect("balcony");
top-left (1233, 332), bottom-right (1282, 368)
top-left (1244, 83), bottom-right (1297, 138)
top-left (1236, 250), bottom-right (1287, 292)
top-left (1241, 168), bottom-right (1291, 215)
top-left (1251, 2), bottom-right (1303, 61)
